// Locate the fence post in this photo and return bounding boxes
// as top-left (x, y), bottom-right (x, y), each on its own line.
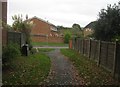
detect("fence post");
top-left (74, 38), bottom-right (76, 50)
top-left (82, 39), bottom-right (84, 55)
top-left (88, 39), bottom-right (91, 58)
top-left (78, 38), bottom-right (79, 52)
top-left (106, 42), bottom-right (109, 67)
top-left (77, 38), bottom-right (79, 52)
top-left (112, 41), bottom-right (118, 77)
top-left (97, 40), bottom-right (101, 66)
top-left (69, 39), bottom-right (71, 49)
top-left (72, 38), bottom-right (74, 50)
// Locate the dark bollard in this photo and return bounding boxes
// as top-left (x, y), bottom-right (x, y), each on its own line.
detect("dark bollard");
top-left (21, 44), bottom-right (29, 56)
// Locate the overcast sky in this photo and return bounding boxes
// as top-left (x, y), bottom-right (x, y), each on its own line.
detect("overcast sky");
top-left (8, 0), bottom-right (119, 27)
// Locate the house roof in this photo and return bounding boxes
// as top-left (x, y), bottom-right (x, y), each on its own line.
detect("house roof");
top-left (27, 16), bottom-right (56, 27)
top-left (26, 16), bottom-right (58, 32)
top-left (84, 21), bottom-right (97, 30)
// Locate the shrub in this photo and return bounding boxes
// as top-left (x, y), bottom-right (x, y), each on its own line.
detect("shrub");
top-left (2, 43), bottom-right (21, 64)
top-left (29, 44), bottom-right (33, 51)
top-left (64, 33), bottom-right (71, 43)
top-left (30, 48), bottom-right (37, 54)
top-left (112, 35), bottom-right (120, 42)
top-left (94, 2), bottom-right (120, 41)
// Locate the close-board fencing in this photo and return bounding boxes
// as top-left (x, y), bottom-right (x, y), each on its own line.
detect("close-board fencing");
top-left (71, 38), bottom-right (120, 81)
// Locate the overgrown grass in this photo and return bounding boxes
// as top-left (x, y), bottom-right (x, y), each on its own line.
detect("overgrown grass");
top-left (38, 48), bottom-right (54, 52)
top-left (32, 42), bottom-right (68, 47)
top-left (61, 49), bottom-right (119, 85)
top-left (2, 53), bottom-right (51, 85)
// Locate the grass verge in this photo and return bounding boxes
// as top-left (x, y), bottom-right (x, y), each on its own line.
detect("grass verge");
top-left (38, 48), bottom-right (54, 52)
top-left (2, 53), bottom-right (51, 85)
top-left (32, 42), bottom-right (68, 47)
top-left (60, 49), bottom-right (119, 85)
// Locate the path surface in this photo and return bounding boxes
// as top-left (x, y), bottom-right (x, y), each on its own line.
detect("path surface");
top-left (42, 48), bottom-right (84, 85)
top-left (33, 46), bottom-right (68, 49)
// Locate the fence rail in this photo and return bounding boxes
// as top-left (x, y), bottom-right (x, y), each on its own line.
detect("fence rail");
top-left (70, 38), bottom-right (120, 81)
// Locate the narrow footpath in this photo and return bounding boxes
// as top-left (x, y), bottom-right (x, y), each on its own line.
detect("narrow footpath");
top-left (42, 48), bottom-right (84, 85)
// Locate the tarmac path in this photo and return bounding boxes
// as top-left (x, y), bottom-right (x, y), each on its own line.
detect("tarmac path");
top-left (41, 48), bottom-right (84, 85)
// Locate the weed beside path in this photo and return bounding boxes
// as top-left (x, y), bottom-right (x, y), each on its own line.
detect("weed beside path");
top-left (38, 48), bottom-right (55, 52)
top-left (2, 53), bottom-right (51, 85)
top-left (61, 49), bottom-right (119, 85)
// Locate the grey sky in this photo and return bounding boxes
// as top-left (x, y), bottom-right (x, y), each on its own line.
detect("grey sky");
top-left (8, 0), bottom-right (119, 27)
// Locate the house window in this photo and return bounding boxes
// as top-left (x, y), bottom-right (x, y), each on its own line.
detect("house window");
top-left (86, 28), bottom-right (91, 31)
top-left (50, 33), bottom-right (52, 37)
top-left (50, 26), bottom-right (57, 31)
top-left (55, 34), bottom-right (58, 37)
top-left (30, 21), bottom-right (33, 24)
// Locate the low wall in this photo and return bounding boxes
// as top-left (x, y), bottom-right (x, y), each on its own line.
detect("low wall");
top-left (31, 36), bottom-right (64, 43)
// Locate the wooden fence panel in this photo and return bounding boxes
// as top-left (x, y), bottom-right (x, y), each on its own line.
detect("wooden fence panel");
top-left (72, 38), bottom-right (75, 50)
top-left (2, 30), bottom-right (26, 47)
top-left (94, 41), bottom-right (99, 62)
top-left (84, 40), bottom-right (89, 56)
top-left (107, 43), bottom-right (115, 71)
top-left (76, 38), bottom-right (79, 51)
top-left (21, 33), bottom-right (26, 46)
top-left (71, 38), bottom-right (120, 81)
top-left (115, 43), bottom-right (120, 80)
top-left (78, 38), bottom-right (80, 52)
top-left (7, 32), bottom-right (21, 47)
top-left (100, 42), bottom-right (108, 68)
top-left (90, 40), bottom-right (96, 60)
top-left (5, 31), bottom-right (26, 47)
top-left (74, 38), bottom-right (77, 51)
top-left (80, 39), bottom-right (83, 53)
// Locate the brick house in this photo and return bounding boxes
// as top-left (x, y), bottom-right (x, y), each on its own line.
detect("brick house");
top-left (83, 21), bottom-right (96, 38)
top-left (27, 16), bottom-right (64, 43)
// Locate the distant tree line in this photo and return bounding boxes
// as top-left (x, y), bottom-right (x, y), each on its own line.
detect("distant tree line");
top-left (57, 23), bottom-right (83, 43)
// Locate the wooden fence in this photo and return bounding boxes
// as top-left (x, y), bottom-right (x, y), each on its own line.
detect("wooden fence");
top-left (71, 38), bottom-right (120, 81)
top-left (2, 29), bottom-right (26, 47)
